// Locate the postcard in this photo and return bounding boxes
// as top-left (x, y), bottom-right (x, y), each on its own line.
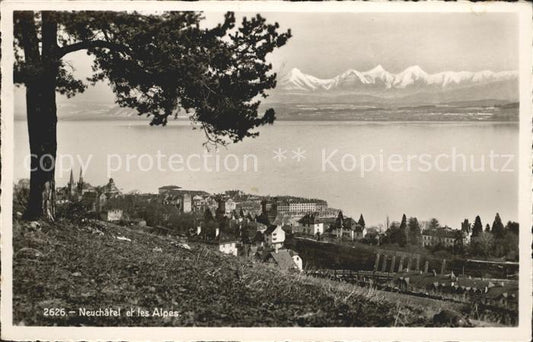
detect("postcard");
top-left (1, 1), bottom-right (531, 341)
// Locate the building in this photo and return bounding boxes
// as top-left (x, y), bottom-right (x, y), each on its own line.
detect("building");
top-left (263, 249), bottom-right (300, 271)
top-left (158, 185), bottom-right (182, 195)
top-left (288, 250), bottom-right (303, 271)
top-left (289, 202), bottom-right (317, 214)
top-left (297, 213), bottom-right (325, 235)
top-left (57, 171), bottom-right (121, 212)
top-left (225, 199), bottom-right (237, 214)
top-left (101, 209), bottom-right (123, 222)
top-left (161, 192), bottom-right (191, 213)
top-left (421, 227), bottom-right (458, 248)
top-left (235, 200), bottom-right (262, 214)
top-left (265, 225), bottom-right (286, 252)
top-left (192, 195), bottom-right (207, 212)
top-left (329, 213), bottom-right (365, 241)
top-left (353, 224), bottom-right (367, 240)
top-left (283, 199), bottom-right (328, 215)
top-left (218, 240), bottom-right (238, 256)
top-left (100, 177), bottom-right (121, 196)
top-left (62, 168), bottom-right (97, 202)
top-left (276, 200), bottom-right (290, 214)
top-left (225, 190), bottom-right (245, 198)
top-left (215, 195), bottom-right (237, 218)
top-left (182, 193), bottom-right (192, 213)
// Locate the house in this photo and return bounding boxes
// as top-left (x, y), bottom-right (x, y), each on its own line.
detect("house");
top-left (101, 178), bottom-right (121, 196)
top-left (225, 189), bottom-right (245, 198)
top-left (161, 192), bottom-right (191, 213)
top-left (353, 224), bottom-right (367, 240)
top-left (271, 213), bottom-right (293, 227)
top-left (192, 195), bottom-right (206, 212)
top-left (330, 214), bottom-right (363, 240)
top-left (421, 227), bottom-right (458, 248)
top-left (101, 209), bottom-right (123, 222)
top-left (265, 225), bottom-right (286, 252)
top-left (276, 200), bottom-right (290, 214)
top-left (225, 199), bottom-right (237, 214)
top-left (235, 199), bottom-right (262, 214)
top-left (263, 249), bottom-right (300, 271)
top-left (257, 199), bottom-right (278, 225)
top-left (182, 193), bottom-right (192, 213)
top-left (297, 212), bottom-right (325, 235)
top-left (218, 240), bottom-right (238, 256)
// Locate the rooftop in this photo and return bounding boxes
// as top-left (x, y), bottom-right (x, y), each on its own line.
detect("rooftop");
top-left (269, 250), bottom-right (297, 271)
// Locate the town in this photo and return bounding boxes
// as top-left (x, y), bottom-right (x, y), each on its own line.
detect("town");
top-left (13, 171), bottom-right (520, 325)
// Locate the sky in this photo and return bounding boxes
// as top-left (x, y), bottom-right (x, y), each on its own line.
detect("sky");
top-left (31, 11), bottom-right (518, 106)
top-left (253, 12), bottom-right (519, 77)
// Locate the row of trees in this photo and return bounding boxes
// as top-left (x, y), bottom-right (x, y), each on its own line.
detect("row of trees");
top-left (382, 214), bottom-right (422, 247)
top-left (467, 214), bottom-right (519, 260)
top-left (379, 213), bottom-right (519, 261)
top-left (466, 213), bottom-right (518, 239)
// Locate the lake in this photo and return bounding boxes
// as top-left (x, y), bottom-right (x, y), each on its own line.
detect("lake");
top-left (14, 119), bottom-right (518, 227)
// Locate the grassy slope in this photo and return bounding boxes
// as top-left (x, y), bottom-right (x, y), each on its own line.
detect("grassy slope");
top-left (13, 219), bottom-right (444, 327)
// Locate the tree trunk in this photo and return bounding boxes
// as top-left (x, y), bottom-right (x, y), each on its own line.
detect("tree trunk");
top-left (23, 75), bottom-right (58, 221)
top-left (22, 12), bottom-right (59, 221)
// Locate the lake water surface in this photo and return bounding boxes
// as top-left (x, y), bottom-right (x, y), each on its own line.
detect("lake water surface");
top-left (14, 119), bottom-right (518, 227)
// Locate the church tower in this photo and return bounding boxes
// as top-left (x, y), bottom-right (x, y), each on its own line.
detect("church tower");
top-left (77, 167), bottom-right (84, 193)
top-left (68, 169), bottom-right (76, 199)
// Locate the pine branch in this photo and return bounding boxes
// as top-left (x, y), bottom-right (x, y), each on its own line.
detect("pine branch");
top-left (59, 39), bottom-right (130, 57)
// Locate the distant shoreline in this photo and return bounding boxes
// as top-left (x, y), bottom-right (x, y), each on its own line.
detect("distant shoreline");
top-left (14, 117), bottom-right (520, 124)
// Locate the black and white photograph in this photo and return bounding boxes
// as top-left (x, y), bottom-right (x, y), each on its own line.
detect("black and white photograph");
top-left (1, 1), bottom-right (531, 341)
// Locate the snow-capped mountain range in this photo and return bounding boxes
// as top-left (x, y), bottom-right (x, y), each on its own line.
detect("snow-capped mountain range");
top-left (279, 65), bottom-right (518, 92)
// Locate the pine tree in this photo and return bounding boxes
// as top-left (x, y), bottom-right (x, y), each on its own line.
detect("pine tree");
top-left (407, 217), bottom-right (421, 245)
top-left (485, 224), bottom-right (491, 232)
top-left (428, 218), bottom-right (440, 230)
top-left (204, 208), bottom-right (214, 222)
top-left (461, 219), bottom-right (472, 234)
top-left (398, 214), bottom-right (408, 246)
top-left (471, 215), bottom-right (483, 237)
top-left (14, 11), bottom-right (291, 220)
top-left (491, 213), bottom-right (505, 239)
top-left (506, 221), bottom-right (519, 235)
top-left (335, 211), bottom-right (344, 228)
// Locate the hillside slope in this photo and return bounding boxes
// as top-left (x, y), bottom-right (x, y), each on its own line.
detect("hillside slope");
top-left (13, 219), bottom-right (446, 327)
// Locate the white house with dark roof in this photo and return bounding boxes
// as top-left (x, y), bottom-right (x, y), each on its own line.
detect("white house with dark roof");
top-left (265, 225), bottom-right (285, 252)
